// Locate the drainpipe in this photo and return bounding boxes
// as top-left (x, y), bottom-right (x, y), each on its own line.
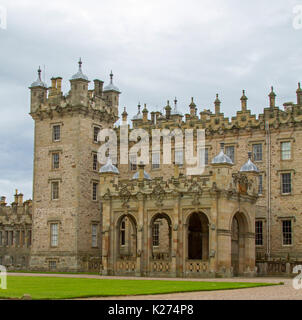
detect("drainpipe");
top-left (265, 120), bottom-right (271, 259)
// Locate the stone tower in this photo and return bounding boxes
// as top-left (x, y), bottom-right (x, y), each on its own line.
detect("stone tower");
top-left (29, 60), bottom-right (120, 271)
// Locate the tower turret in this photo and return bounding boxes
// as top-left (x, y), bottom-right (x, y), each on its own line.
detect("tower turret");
top-left (29, 66), bottom-right (48, 113)
top-left (69, 58), bottom-right (90, 106)
top-left (103, 71), bottom-right (121, 117)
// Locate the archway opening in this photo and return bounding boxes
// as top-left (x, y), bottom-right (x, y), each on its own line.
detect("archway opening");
top-left (231, 212), bottom-right (248, 276)
top-left (188, 212), bottom-right (209, 260)
top-left (118, 215), bottom-right (137, 260)
top-left (151, 213), bottom-right (171, 260)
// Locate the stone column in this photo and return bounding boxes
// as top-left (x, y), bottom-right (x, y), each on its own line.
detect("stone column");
top-left (136, 194), bottom-right (144, 276)
top-left (209, 194), bottom-right (218, 275)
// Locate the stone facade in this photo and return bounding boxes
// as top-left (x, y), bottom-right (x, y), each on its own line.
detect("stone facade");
top-left (1, 61), bottom-right (302, 276)
top-left (0, 192), bottom-right (32, 270)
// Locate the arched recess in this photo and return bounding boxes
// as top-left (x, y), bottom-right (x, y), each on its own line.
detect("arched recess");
top-left (187, 212), bottom-right (209, 260)
top-left (116, 214), bottom-right (137, 259)
top-left (231, 212), bottom-right (249, 276)
top-left (150, 213), bottom-right (172, 260)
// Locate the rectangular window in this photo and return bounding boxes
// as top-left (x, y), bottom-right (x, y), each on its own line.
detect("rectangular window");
top-left (92, 224), bottom-right (98, 248)
top-left (51, 182), bottom-right (59, 200)
top-left (253, 144), bottom-right (263, 161)
top-left (120, 220), bottom-right (126, 246)
top-left (226, 146), bottom-right (235, 163)
top-left (130, 155), bottom-right (137, 171)
top-left (53, 125), bottom-right (61, 142)
top-left (281, 173), bottom-right (291, 194)
top-left (152, 223), bottom-right (160, 247)
top-left (93, 153), bottom-right (98, 171)
top-left (0, 231), bottom-right (2, 246)
top-left (50, 223), bottom-right (58, 247)
top-left (258, 174), bottom-right (263, 195)
top-left (52, 153), bottom-right (60, 169)
top-left (92, 183), bottom-right (98, 201)
top-left (282, 220), bottom-right (292, 245)
top-left (281, 142), bottom-right (291, 160)
top-left (175, 150), bottom-right (183, 167)
top-left (93, 127), bottom-right (100, 143)
top-left (255, 221), bottom-right (263, 246)
top-left (49, 261), bottom-right (57, 270)
top-left (152, 153), bottom-right (160, 169)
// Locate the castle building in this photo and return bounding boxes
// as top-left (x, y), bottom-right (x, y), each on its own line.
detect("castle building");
top-left (1, 60), bottom-right (302, 276)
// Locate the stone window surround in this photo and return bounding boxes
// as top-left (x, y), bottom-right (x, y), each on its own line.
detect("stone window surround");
top-left (48, 178), bottom-right (62, 201)
top-left (49, 221), bottom-right (60, 248)
top-left (255, 218), bottom-right (266, 247)
top-left (49, 149), bottom-right (63, 171)
top-left (50, 122), bottom-right (63, 142)
top-left (277, 216), bottom-right (296, 247)
top-left (91, 180), bottom-right (99, 201)
top-left (278, 169), bottom-right (295, 196)
top-left (278, 139), bottom-right (294, 161)
top-left (93, 125), bottom-right (101, 143)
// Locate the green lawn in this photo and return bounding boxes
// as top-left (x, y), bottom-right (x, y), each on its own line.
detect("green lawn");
top-left (0, 276), bottom-right (280, 299)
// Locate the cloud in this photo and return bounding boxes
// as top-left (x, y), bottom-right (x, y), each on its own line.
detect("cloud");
top-left (0, 0), bottom-right (301, 201)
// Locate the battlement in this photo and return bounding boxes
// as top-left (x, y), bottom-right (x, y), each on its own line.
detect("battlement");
top-left (125, 86), bottom-right (302, 135)
top-left (0, 190), bottom-right (32, 216)
top-left (29, 61), bottom-right (120, 123)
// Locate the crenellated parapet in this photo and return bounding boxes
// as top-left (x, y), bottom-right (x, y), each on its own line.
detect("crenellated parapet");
top-left (126, 85), bottom-right (302, 137)
top-left (29, 60), bottom-right (120, 123)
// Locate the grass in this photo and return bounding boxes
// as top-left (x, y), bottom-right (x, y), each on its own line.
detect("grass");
top-left (8, 270), bottom-right (100, 275)
top-left (0, 275), bottom-right (281, 300)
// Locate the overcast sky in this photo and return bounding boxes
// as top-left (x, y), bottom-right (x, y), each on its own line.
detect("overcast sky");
top-left (0, 0), bottom-right (302, 203)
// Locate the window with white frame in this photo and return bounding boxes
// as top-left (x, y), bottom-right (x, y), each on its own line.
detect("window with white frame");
top-left (258, 174), bottom-right (263, 195)
top-left (255, 220), bottom-right (263, 246)
top-left (50, 223), bottom-right (58, 247)
top-left (92, 224), bottom-right (98, 248)
top-left (49, 260), bottom-right (57, 270)
top-left (282, 220), bottom-right (292, 245)
top-left (120, 220), bottom-right (126, 246)
top-left (226, 145), bottom-right (235, 163)
top-left (92, 153), bottom-right (98, 171)
top-left (152, 152), bottom-right (160, 169)
top-left (253, 144), bottom-right (263, 161)
top-left (281, 173), bottom-right (292, 194)
top-left (93, 127), bottom-right (100, 143)
top-left (281, 142), bottom-right (291, 160)
top-left (92, 183), bottom-right (98, 201)
top-left (51, 181), bottom-right (59, 200)
top-left (52, 153), bottom-right (60, 169)
top-left (152, 222), bottom-right (160, 247)
top-left (52, 125), bottom-right (61, 142)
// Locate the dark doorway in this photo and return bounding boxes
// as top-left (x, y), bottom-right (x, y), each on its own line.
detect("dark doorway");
top-left (188, 212), bottom-right (209, 260)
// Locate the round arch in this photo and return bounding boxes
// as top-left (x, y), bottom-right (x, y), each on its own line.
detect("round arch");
top-left (150, 212), bottom-right (172, 260)
top-left (187, 211), bottom-right (209, 260)
top-left (116, 213), bottom-right (137, 259)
